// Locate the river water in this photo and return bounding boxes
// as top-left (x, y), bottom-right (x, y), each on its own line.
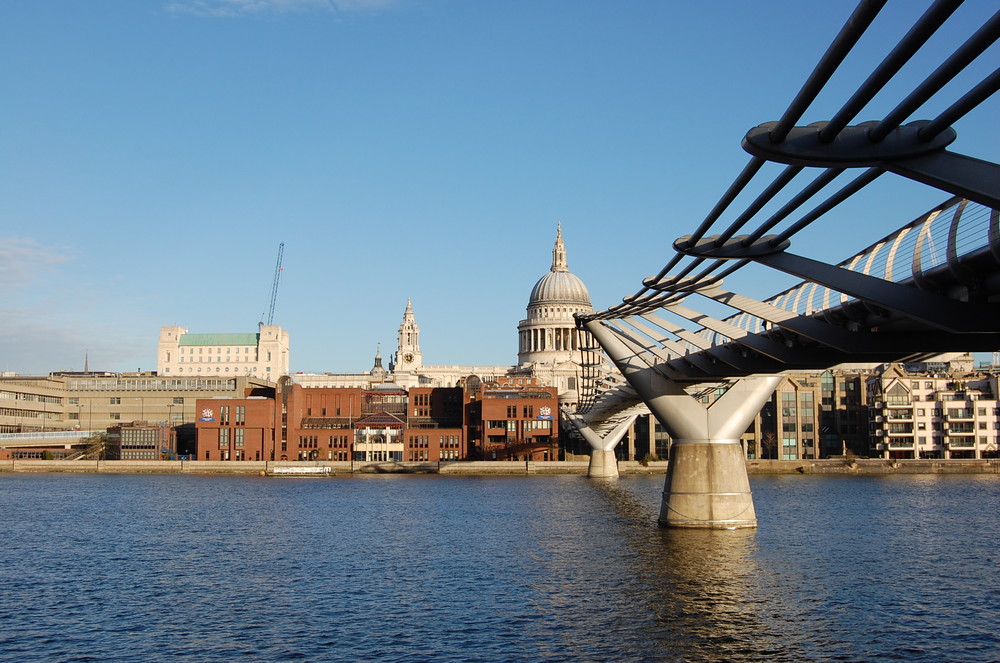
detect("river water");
top-left (1, 472), bottom-right (997, 662)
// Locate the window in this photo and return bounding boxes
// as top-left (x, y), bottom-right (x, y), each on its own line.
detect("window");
top-left (173, 397), bottom-right (183, 405)
top-left (110, 413), bottom-right (120, 420)
top-left (110, 397), bottom-right (121, 405)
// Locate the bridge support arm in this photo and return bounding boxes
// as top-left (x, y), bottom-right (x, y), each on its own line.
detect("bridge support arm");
top-left (584, 320), bottom-right (780, 528)
top-left (567, 413), bottom-right (637, 478)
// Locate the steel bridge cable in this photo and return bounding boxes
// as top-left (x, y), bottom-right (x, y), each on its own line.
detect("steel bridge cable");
top-left (919, 66), bottom-right (1000, 140)
top-left (688, 157), bottom-right (767, 245)
top-left (768, 168), bottom-right (885, 248)
top-left (713, 165), bottom-right (804, 246)
top-left (587, 156), bottom-right (769, 322)
top-left (742, 168), bottom-right (847, 246)
top-left (600, 1), bottom-right (883, 319)
top-left (818, 0), bottom-right (964, 143)
top-left (870, 9), bottom-right (1000, 142)
top-left (769, 0), bottom-right (888, 144)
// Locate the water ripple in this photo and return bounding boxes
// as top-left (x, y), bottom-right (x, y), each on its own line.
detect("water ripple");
top-left (1, 473), bottom-right (997, 661)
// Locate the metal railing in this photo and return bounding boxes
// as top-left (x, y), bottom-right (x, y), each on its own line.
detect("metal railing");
top-left (577, 0), bottom-right (1000, 414)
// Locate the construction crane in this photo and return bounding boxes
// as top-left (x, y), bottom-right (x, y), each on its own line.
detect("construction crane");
top-left (260, 242), bottom-right (284, 327)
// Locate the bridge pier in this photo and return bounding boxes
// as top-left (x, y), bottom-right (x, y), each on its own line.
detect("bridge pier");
top-left (585, 320), bottom-right (779, 528)
top-left (567, 414), bottom-right (637, 478)
top-left (652, 376), bottom-right (778, 529)
top-left (588, 449), bottom-right (619, 478)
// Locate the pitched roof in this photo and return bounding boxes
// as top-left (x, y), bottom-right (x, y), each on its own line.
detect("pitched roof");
top-left (355, 411), bottom-right (405, 428)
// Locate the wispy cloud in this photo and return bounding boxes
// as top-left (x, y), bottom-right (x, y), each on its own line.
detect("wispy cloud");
top-left (0, 238), bottom-right (71, 286)
top-left (0, 309), bottom-right (151, 375)
top-left (164, 0), bottom-right (398, 17)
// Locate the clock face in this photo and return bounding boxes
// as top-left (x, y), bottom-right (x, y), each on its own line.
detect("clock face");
top-left (403, 352), bottom-right (414, 363)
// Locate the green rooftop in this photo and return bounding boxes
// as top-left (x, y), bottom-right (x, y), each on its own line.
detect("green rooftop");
top-left (179, 333), bottom-right (259, 347)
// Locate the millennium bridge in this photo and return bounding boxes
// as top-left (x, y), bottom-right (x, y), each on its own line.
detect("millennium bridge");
top-left (567, 0), bottom-right (1000, 528)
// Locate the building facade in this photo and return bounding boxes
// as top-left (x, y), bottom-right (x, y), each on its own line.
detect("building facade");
top-left (750, 370), bottom-right (869, 460)
top-left (106, 422), bottom-right (172, 460)
top-left (194, 373), bottom-right (560, 462)
top-left (868, 362), bottom-right (1000, 460)
top-left (157, 325), bottom-right (289, 380)
top-left (465, 376), bottom-right (560, 461)
top-left (0, 371), bottom-right (274, 459)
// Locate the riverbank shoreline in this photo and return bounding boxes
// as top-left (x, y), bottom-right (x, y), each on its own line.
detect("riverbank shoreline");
top-left (2, 458), bottom-right (999, 475)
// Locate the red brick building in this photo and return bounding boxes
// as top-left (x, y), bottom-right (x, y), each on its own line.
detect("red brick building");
top-left (195, 397), bottom-right (277, 461)
top-left (464, 376), bottom-right (559, 460)
top-left (195, 379), bottom-right (475, 462)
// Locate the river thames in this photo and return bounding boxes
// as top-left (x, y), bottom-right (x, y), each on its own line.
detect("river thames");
top-left (1, 472), bottom-right (997, 662)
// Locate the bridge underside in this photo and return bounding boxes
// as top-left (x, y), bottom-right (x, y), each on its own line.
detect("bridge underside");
top-left (573, 1), bottom-right (1000, 528)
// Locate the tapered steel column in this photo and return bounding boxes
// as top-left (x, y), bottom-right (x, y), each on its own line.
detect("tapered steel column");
top-left (656, 377), bottom-right (778, 529)
top-left (585, 320), bottom-right (779, 528)
top-left (567, 414), bottom-right (637, 478)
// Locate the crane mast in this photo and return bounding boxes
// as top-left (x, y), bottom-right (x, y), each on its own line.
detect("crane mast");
top-left (260, 242), bottom-right (284, 327)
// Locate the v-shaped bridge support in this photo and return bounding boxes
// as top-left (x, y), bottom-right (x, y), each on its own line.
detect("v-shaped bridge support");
top-left (585, 319), bottom-right (780, 528)
top-left (565, 413), bottom-right (638, 478)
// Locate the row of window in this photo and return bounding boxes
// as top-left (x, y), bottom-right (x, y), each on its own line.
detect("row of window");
top-left (217, 406), bottom-right (246, 426)
top-left (886, 436), bottom-right (997, 446)
top-left (0, 391), bottom-right (61, 404)
top-left (168, 367), bottom-right (271, 374)
top-left (217, 428), bottom-right (246, 448)
top-left (67, 379), bottom-right (238, 391)
top-left (881, 407), bottom-right (999, 417)
top-left (179, 356), bottom-right (256, 363)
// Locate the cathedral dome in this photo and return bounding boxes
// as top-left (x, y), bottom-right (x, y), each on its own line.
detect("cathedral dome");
top-left (529, 270), bottom-right (591, 307)
top-left (527, 224), bottom-right (592, 308)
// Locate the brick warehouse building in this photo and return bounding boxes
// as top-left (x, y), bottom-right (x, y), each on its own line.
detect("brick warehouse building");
top-left (464, 376), bottom-right (559, 461)
top-left (195, 375), bottom-right (558, 462)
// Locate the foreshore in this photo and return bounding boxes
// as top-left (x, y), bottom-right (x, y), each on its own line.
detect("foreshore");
top-left (2, 458), bottom-right (999, 475)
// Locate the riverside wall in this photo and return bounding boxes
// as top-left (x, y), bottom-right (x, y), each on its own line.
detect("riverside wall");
top-left (1, 458), bottom-right (998, 475)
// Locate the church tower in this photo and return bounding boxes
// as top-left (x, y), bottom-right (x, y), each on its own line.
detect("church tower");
top-left (395, 298), bottom-right (422, 371)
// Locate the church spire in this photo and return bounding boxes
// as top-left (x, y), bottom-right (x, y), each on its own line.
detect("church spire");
top-left (551, 222), bottom-right (568, 273)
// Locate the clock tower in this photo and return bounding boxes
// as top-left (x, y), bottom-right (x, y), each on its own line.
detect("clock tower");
top-left (395, 298), bottom-right (422, 371)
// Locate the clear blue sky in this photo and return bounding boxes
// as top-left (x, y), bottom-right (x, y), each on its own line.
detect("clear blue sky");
top-left (2, 1), bottom-right (997, 375)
